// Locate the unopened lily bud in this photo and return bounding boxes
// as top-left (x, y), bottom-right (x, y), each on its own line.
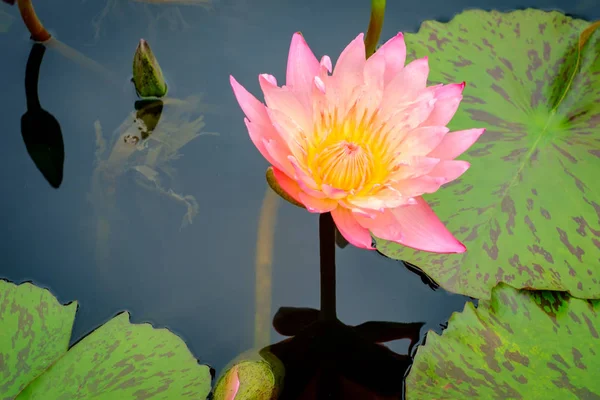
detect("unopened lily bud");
top-left (132, 39), bottom-right (167, 98)
top-left (213, 360), bottom-right (280, 400)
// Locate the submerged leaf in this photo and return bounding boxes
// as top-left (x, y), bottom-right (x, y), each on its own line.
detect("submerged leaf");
top-left (376, 10), bottom-right (600, 300)
top-left (406, 283), bottom-right (600, 399)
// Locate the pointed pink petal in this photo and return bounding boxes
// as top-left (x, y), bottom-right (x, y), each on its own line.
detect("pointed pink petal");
top-left (428, 160), bottom-right (471, 182)
top-left (245, 119), bottom-right (292, 175)
top-left (262, 137), bottom-right (294, 177)
top-left (331, 207), bottom-right (374, 249)
top-left (355, 208), bottom-right (405, 243)
top-left (390, 175), bottom-right (447, 198)
top-left (286, 32), bottom-right (320, 92)
top-left (259, 74), bottom-right (312, 131)
top-left (288, 156), bottom-right (319, 190)
top-left (388, 156), bottom-right (440, 181)
top-left (381, 57), bottom-right (429, 116)
top-left (322, 184), bottom-right (347, 199)
top-left (272, 167), bottom-right (305, 205)
top-left (360, 48), bottom-right (386, 110)
top-left (298, 192), bottom-right (338, 213)
top-left (382, 89), bottom-right (436, 134)
top-left (266, 108), bottom-right (308, 161)
top-left (230, 75), bottom-right (270, 125)
top-left (389, 197), bottom-right (466, 253)
top-left (375, 32), bottom-right (407, 85)
top-left (428, 128), bottom-right (486, 160)
top-left (422, 82), bottom-right (465, 126)
top-left (330, 33), bottom-right (366, 110)
top-left (396, 126), bottom-right (449, 157)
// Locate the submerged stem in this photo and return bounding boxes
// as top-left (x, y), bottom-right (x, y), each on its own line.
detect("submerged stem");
top-left (319, 212), bottom-right (337, 321)
top-left (17, 0), bottom-right (51, 42)
top-left (364, 0), bottom-right (386, 58)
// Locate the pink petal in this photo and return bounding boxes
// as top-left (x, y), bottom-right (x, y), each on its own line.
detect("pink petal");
top-left (322, 184), bottom-right (347, 199)
top-left (298, 192), bottom-right (338, 213)
top-left (346, 187), bottom-right (412, 210)
top-left (388, 156), bottom-right (440, 181)
top-left (259, 74), bottom-right (312, 132)
top-left (381, 57), bottom-right (429, 116)
top-left (330, 33), bottom-right (366, 110)
top-left (360, 49), bottom-right (386, 110)
top-left (428, 128), bottom-right (486, 160)
top-left (388, 197), bottom-right (466, 253)
top-left (428, 160), bottom-right (471, 182)
top-left (266, 108), bottom-right (308, 161)
top-left (382, 89), bottom-right (436, 134)
top-left (395, 126), bottom-right (450, 157)
top-left (262, 136), bottom-right (294, 176)
top-left (245, 119), bottom-right (292, 175)
top-left (230, 75), bottom-right (270, 126)
top-left (355, 208), bottom-right (405, 243)
top-left (272, 167), bottom-right (305, 205)
top-left (288, 155), bottom-right (321, 193)
top-left (331, 207), bottom-right (374, 249)
top-left (224, 366), bottom-right (240, 400)
top-left (286, 32), bottom-right (320, 92)
top-left (390, 175), bottom-right (447, 198)
top-left (375, 32), bottom-right (407, 85)
top-left (422, 82), bottom-right (465, 126)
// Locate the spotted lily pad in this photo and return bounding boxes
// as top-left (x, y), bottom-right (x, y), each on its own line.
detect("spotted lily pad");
top-left (376, 10), bottom-right (600, 300)
top-left (0, 281), bottom-right (77, 398)
top-left (406, 283), bottom-right (600, 399)
top-left (0, 280), bottom-right (212, 399)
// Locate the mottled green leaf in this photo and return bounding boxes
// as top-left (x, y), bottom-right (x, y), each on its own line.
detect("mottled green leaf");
top-left (376, 10), bottom-right (600, 300)
top-left (406, 283), bottom-right (600, 399)
top-left (16, 312), bottom-right (212, 399)
top-left (0, 281), bottom-right (211, 398)
top-left (0, 281), bottom-right (77, 400)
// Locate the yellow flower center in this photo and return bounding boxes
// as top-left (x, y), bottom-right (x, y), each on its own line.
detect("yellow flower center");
top-left (316, 141), bottom-right (372, 191)
top-left (306, 107), bottom-right (392, 194)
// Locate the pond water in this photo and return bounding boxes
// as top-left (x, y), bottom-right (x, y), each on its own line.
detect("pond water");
top-left (0, 0), bottom-right (598, 397)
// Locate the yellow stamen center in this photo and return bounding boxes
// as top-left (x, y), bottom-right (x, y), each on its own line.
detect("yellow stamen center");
top-left (316, 141), bottom-right (372, 191)
top-left (306, 105), bottom-right (393, 194)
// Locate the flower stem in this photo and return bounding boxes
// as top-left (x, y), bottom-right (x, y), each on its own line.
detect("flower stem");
top-left (319, 212), bottom-right (337, 321)
top-left (364, 0), bottom-right (386, 58)
top-left (17, 0), bottom-right (51, 42)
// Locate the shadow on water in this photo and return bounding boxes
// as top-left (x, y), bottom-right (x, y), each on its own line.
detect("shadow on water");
top-left (253, 214), bottom-right (425, 400)
top-left (21, 43), bottom-right (65, 189)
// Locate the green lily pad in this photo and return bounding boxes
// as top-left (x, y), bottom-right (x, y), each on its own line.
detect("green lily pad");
top-left (376, 10), bottom-right (600, 300)
top-left (406, 283), bottom-right (600, 399)
top-left (0, 280), bottom-right (212, 399)
top-left (0, 280), bottom-right (77, 398)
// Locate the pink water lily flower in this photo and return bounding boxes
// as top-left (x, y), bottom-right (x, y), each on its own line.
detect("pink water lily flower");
top-left (230, 32), bottom-right (484, 252)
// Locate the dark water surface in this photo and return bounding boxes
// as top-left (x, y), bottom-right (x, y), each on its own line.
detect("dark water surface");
top-left (1, 0), bottom-right (597, 385)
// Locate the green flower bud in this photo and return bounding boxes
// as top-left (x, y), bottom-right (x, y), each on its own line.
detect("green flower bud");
top-left (213, 360), bottom-right (280, 400)
top-left (132, 39), bottom-right (168, 98)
